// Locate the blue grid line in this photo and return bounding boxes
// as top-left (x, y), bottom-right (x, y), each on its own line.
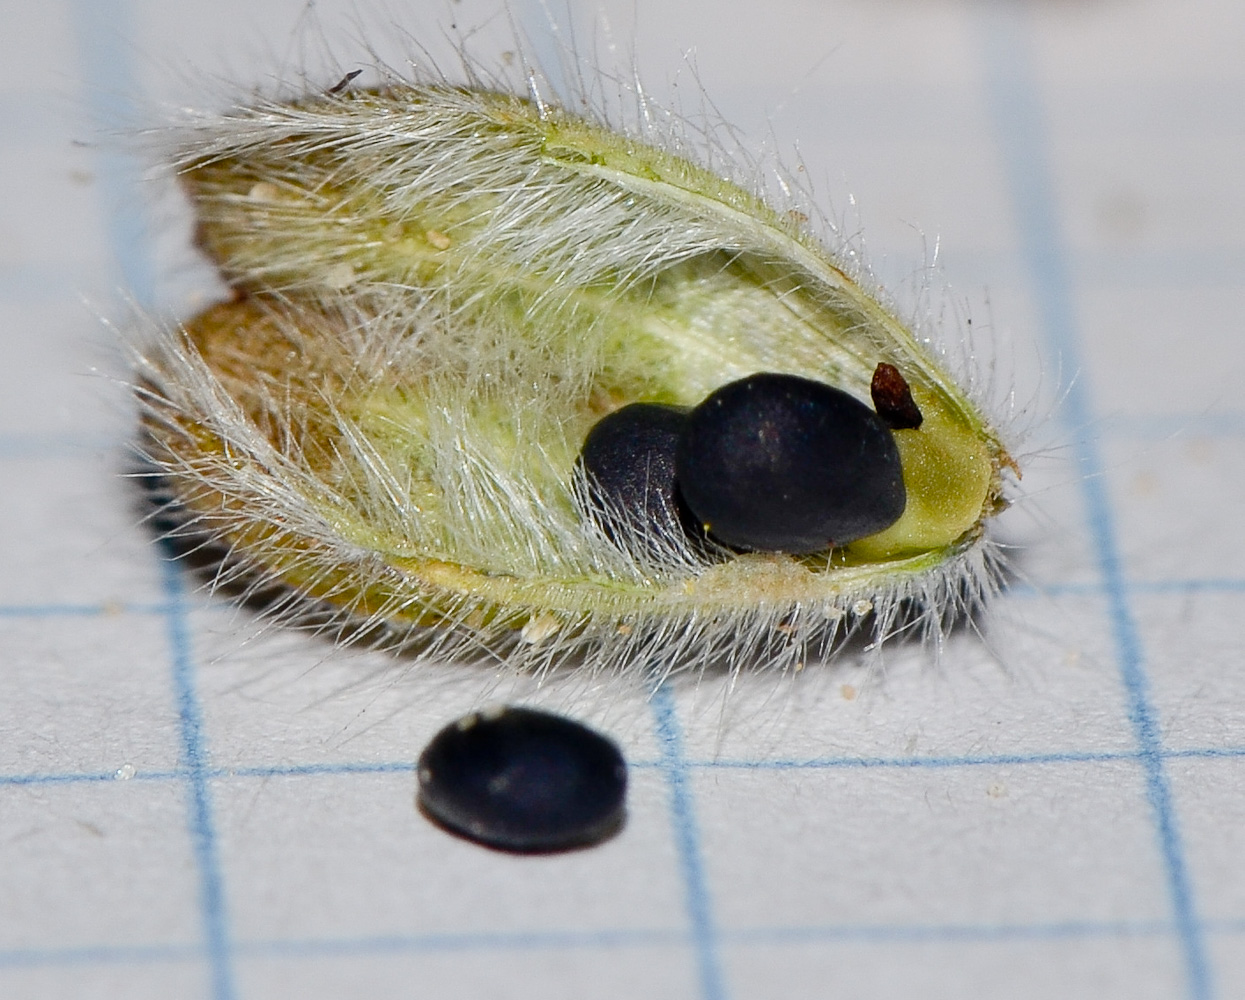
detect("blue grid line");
top-left (160, 557), bottom-right (237, 1000)
top-left (0, 943), bottom-right (203, 970)
top-left (0, 930), bottom-right (686, 971)
top-left (721, 918), bottom-right (1172, 946)
top-left (1002, 578), bottom-right (1245, 599)
top-left (68, 0), bottom-right (238, 996)
top-left (68, 0), bottom-right (154, 306)
top-left (1027, 579), bottom-right (1245, 597)
top-left (233, 928), bottom-right (688, 958)
top-left (1129, 579), bottom-right (1245, 595)
top-left (0, 762), bottom-right (411, 790)
top-left (0, 920), bottom-right (1176, 971)
top-left (978, 7), bottom-right (1211, 999)
top-left (43, 914), bottom-right (1245, 971)
top-left (1077, 249), bottom-right (1245, 289)
top-left (651, 684), bottom-right (729, 1000)
top-left (699, 749), bottom-right (1137, 770)
top-left (12, 741), bottom-right (1245, 792)
top-left (0, 769), bottom-right (183, 787)
top-left (0, 601), bottom-right (175, 618)
top-left (1088, 412), bottom-right (1245, 438)
top-left (700, 746), bottom-right (1245, 768)
top-left (871, 246), bottom-right (1245, 291)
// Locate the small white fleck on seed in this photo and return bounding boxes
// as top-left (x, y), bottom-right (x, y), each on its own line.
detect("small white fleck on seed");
top-left (425, 228), bottom-right (452, 249)
top-left (324, 261), bottom-right (356, 289)
top-left (247, 181), bottom-right (280, 201)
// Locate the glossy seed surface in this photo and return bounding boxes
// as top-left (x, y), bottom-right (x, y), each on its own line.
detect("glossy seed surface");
top-left (676, 373), bottom-right (906, 554)
top-left (577, 402), bottom-right (698, 556)
top-left (417, 706), bottom-right (627, 852)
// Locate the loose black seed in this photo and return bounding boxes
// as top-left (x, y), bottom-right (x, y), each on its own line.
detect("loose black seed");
top-left (576, 402), bottom-right (702, 557)
top-left (870, 362), bottom-right (924, 430)
top-left (417, 706), bottom-right (627, 853)
top-left (675, 372), bottom-right (906, 554)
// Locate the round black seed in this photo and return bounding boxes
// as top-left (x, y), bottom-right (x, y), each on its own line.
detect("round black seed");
top-left (417, 706), bottom-right (627, 853)
top-left (675, 372), bottom-right (906, 554)
top-left (576, 402), bottom-right (701, 556)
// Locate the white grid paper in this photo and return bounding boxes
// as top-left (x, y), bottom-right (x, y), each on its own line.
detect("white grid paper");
top-left (2, 0), bottom-right (1244, 997)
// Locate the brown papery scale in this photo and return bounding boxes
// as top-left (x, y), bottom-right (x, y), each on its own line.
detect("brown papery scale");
top-left (871, 362), bottom-right (924, 430)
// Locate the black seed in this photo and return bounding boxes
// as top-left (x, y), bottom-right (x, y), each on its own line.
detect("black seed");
top-left (576, 402), bottom-right (702, 556)
top-left (675, 372), bottom-right (906, 554)
top-left (870, 362), bottom-right (924, 430)
top-left (417, 706), bottom-right (627, 853)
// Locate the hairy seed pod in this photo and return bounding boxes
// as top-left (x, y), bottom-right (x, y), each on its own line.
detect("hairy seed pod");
top-left (133, 71), bottom-right (1016, 673)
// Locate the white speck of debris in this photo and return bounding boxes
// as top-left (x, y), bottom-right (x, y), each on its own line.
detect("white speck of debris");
top-left (520, 613), bottom-right (561, 644)
top-left (247, 181), bottom-right (280, 201)
top-left (324, 262), bottom-right (357, 289)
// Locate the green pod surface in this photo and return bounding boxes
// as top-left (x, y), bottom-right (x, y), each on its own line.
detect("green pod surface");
top-left (136, 83), bottom-right (1016, 671)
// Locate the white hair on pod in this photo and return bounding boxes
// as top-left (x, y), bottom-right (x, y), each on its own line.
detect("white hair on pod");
top-left (127, 21), bottom-right (1022, 684)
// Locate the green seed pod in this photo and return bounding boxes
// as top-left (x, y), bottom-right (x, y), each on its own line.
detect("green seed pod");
top-left (134, 72), bottom-right (1017, 673)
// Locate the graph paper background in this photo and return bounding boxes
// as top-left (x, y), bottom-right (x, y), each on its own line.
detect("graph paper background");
top-left (2, 0), bottom-right (1244, 997)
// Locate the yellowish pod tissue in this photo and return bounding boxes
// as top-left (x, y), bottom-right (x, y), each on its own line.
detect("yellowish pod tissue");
top-left (132, 55), bottom-right (1018, 676)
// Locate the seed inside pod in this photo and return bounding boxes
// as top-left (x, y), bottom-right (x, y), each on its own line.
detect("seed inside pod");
top-left (417, 706), bottom-right (627, 853)
top-left (148, 79), bottom-right (1016, 669)
top-left (576, 402), bottom-right (702, 558)
top-left (675, 373), bottom-right (907, 554)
